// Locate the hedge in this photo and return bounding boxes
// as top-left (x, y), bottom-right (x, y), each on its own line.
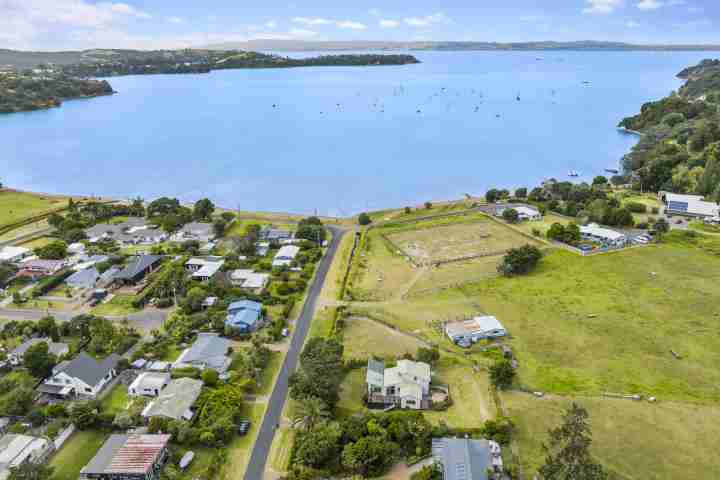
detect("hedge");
top-left (30, 270), bottom-right (73, 298)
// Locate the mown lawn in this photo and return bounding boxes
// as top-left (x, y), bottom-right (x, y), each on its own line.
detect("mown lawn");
top-left (50, 430), bottom-right (108, 480)
top-left (91, 294), bottom-right (140, 316)
top-left (503, 392), bottom-right (720, 479)
top-left (100, 383), bottom-right (129, 414)
top-left (0, 191), bottom-right (66, 226)
top-left (219, 402), bottom-right (266, 480)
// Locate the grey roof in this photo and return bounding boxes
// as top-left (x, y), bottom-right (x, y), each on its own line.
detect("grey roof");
top-left (180, 222), bottom-right (213, 236)
top-left (366, 359), bottom-right (385, 387)
top-left (142, 378), bottom-right (203, 420)
top-left (175, 333), bottom-right (230, 371)
top-left (55, 352), bottom-right (120, 386)
top-left (432, 438), bottom-right (493, 480)
top-left (98, 266), bottom-right (121, 285)
top-left (116, 255), bottom-right (162, 281)
top-left (66, 267), bottom-right (100, 288)
top-left (12, 338), bottom-right (68, 358)
top-left (0, 434), bottom-right (50, 474)
top-left (81, 434), bottom-right (171, 475)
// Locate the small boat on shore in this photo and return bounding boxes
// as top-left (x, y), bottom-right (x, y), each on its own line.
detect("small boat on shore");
top-left (604, 168), bottom-right (619, 174)
top-left (568, 170), bottom-right (580, 177)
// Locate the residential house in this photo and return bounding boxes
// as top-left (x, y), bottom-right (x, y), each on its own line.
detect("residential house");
top-left (496, 204), bottom-right (542, 221)
top-left (17, 259), bottom-right (65, 279)
top-left (67, 242), bottom-right (86, 255)
top-left (141, 378), bottom-right (203, 421)
top-left (445, 316), bottom-right (507, 346)
top-left (98, 266), bottom-right (121, 288)
top-left (272, 245), bottom-right (300, 268)
top-left (79, 434), bottom-right (171, 480)
top-left (173, 333), bottom-right (231, 373)
top-left (114, 255), bottom-right (163, 285)
top-left (0, 246), bottom-right (30, 264)
top-left (660, 192), bottom-right (720, 220)
top-left (85, 218), bottom-right (167, 246)
top-left (432, 437), bottom-right (503, 480)
top-left (9, 339), bottom-right (69, 366)
top-left (129, 372), bottom-right (170, 397)
top-left (225, 300), bottom-right (264, 333)
top-left (255, 242), bottom-right (270, 257)
top-left (579, 223), bottom-right (627, 247)
top-left (172, 222), bottom-right (214, 243)
top-left (259, 227), bottom-right (294, 245)
top-left (0, 434), bottom-right (52, 480)
top-left (366, 359), bottom-right (431, 410)
top-left (71, 254), bottom-right (109, 271)
top-left (38, 352), bottom-right (121, 398)
top-left (66, 267), bottom-right (100, 290)
top-left (184, 257), bottom-right (224, 282)
top-left (229, 270), bottom-right (270, 293)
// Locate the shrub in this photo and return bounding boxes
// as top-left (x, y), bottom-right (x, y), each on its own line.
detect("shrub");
top-left (498, 245), bottom-right (542, 276)
top-left (358, 213), bottom-right (372, 226)
top-left (625, 201), bottom-right (647, 213)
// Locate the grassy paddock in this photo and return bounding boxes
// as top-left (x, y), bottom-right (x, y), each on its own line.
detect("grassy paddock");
top-left (504, 392), bottom-right (720, 479)
top-left (424, 356), bottom-right (495, 428)
top-left (341, 316), bottom-right (425, 361)
top-left (0, 190), bottom-right (67, 226)
top-left (461, 243), bottom-right (720, 402)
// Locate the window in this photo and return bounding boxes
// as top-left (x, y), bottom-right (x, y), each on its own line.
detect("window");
top-left (85, 387), bottom-right (92, 393)
top-left (406, 399), bottom-right (416, 405)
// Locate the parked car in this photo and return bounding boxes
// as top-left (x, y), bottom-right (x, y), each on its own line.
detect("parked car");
top-left (237, 420), bottom-right (251, 436)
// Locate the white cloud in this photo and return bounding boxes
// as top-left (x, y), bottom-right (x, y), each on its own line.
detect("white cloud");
top-left (583, 0), bottom-right (623, 14)
top-left (404, 12), bottom-right (451, 27)
top-left (379, 19), bottom-right (400, 28)
top-left (337, 20), bottom-right (367, 30)
top-left (264, 20), bottom-right (278, 28)
top-left (0, 0), bottom-right (154, 48)
top-left (637, 0), bottom-right (663, 10)
top-left (626, 20), bottom-right (641, 27)
top-left (291, 16), bottom-right (333, 26)
top-left (166, 16), bottom-right (185, 25)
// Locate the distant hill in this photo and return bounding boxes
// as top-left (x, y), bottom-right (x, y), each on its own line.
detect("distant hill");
top-left (202, 40), bottom-right (720, 52)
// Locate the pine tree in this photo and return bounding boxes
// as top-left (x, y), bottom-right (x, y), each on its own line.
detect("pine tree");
top-left (539, 403), bottom-right (607, 480)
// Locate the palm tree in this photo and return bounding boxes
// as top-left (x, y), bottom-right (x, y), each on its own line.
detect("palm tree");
top-left (292, 396), bottom-right (330, 431)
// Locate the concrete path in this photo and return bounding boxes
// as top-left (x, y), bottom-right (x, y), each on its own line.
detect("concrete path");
top-left (243, 225), bottom-right (346, 480)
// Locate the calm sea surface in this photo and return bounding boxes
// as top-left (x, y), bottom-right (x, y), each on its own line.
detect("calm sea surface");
top-left (2, 51), bottom-right (713, 215)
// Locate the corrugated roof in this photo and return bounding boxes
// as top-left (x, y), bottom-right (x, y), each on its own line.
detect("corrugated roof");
top-left (81, 434), bottom-right (170, 475)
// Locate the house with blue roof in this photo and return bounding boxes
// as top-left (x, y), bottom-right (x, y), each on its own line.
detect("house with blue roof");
top-left (225, 300), bottom-right (264, 333)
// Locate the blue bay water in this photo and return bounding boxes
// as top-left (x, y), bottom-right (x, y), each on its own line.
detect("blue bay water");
top-left (1, 51), bottom-right (713, 215)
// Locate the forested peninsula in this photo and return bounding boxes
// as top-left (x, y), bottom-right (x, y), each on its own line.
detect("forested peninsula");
top-left (0, 72), bottom-right (113, 114)
top-left (0, 49), bottom-right (419, 114)
top-left (619, 58), bottom-right (720, 198)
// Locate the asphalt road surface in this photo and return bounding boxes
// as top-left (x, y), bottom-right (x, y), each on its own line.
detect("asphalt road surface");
top-left (244, 225), bottom-right (347, 480)
top-left (0, 307), bottom-right (168, 331)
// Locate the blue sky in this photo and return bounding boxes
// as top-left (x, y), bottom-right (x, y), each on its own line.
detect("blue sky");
top-left (1, 0), bottom-right (716, 50)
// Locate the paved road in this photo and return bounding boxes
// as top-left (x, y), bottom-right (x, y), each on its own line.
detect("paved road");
top-left (0, 306), bottom-right (168, 331)
top-left (244, 225), bottom-right (347, 480)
